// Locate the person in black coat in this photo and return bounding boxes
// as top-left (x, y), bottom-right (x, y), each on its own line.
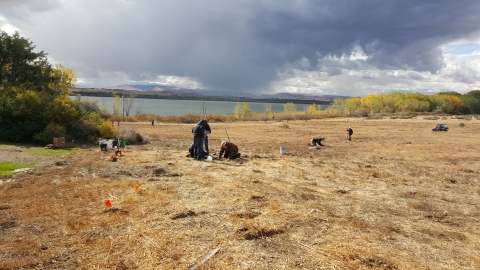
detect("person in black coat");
top-left (202, 119), bottom-right (211, 155)
top-left (347, 127), bottom-right (353, 141)
top-left (310, 137), bottom-right (325, 146)
top-left (191, 120), bottom-right (205, 160)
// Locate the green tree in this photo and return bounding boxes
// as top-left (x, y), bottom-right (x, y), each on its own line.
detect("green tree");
top-left (0, 30), bottom-right (113, 143)
top-left (0, 31), bottom-right (53, 91)
top-left (328, 98), bottom-right (346, 113)
top-left (283, 102), bottom-right (297, 114)
top-left (464, 90), bottom-right (480, 114)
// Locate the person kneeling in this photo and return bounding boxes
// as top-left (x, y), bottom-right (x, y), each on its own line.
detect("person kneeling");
top-left (219, 141), bottom-right (241, 160)
top-left (309, 137), bottom-right (326, 147)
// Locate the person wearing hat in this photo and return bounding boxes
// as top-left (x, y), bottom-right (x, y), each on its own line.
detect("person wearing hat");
top-left (310, 137), bottom-right (326, 147)
top-left (219, 141), bottom-right (241, 160)
top-left (347, 127), bottom-right (353, 141)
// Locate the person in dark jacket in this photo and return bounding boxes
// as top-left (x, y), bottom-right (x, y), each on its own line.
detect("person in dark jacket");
top-left (347, 127), bottom-right (353, 141)
top-left (219, 141), bottom-right (241, 160)
top-left (202, 119), bottom-right (211, 155)
top-left (310, 137), bottom-right (326, 146)
top-left (191, 120), bottom-right (205, 160)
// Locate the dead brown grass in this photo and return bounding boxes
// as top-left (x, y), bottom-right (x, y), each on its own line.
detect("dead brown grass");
top-left (1, 116), bottom-right (480, 269)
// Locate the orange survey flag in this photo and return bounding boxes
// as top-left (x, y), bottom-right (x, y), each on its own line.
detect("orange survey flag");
top-left (133, 183), bottom-right (140, 191)
top-left (104, 200), bottom-right (112, 208)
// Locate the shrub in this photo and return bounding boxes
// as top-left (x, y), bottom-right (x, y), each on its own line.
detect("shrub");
top-left (34, 123), bottom-right (66, 144)
top-left (352, 109), bottom-right (369, 117)
top-left (67, 120), bottom-right (98, 143)
top-left (97, 121), bottom-right (116, 138)
top-left (118, 128), bottom-right (151, 145)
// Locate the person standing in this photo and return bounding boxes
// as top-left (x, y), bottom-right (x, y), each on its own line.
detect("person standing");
top-left (347, 127), bottom-right (353, 141)
top-left (192, 120), bottom-right (205, 160)
top-left (202, 119), bottom-right (211, 155)
top-left (152, 119), bottom-right (155, 129)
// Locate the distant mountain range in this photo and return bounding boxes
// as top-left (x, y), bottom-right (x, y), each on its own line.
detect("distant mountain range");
top-left (79, 84), bottom-right (348, 102)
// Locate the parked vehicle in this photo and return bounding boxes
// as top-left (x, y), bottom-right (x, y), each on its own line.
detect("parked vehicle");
top-left (432, 124), bottom-right (448, 131)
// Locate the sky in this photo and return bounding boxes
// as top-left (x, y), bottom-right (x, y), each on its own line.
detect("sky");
top-left (1, 0), bottom-right (480, 97)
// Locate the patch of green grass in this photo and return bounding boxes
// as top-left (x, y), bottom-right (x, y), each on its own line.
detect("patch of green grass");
top-left (0, 162), bottom-right (35, 175)
top-left (28, 147), bottom-right (83, 156)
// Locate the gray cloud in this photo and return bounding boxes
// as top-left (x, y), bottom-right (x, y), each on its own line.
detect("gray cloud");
top-left (1, 0), bottom-right (480, 95)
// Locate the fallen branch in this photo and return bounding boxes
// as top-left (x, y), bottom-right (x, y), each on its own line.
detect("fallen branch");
top-left (140, 233), bottom-right (160, 248)
top-left (187, 247), bottom-right (221, 270)
top-left (296, 241), bottom-right (330, 257)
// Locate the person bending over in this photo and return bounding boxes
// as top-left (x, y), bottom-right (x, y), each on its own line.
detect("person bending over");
top-left (310, 137), bottom-right (326, 147)
top-left (219, 141), bottom-right (241, 160)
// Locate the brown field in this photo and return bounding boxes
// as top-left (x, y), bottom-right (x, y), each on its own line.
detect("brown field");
top-left (1, 116), bottom-right (480, 269)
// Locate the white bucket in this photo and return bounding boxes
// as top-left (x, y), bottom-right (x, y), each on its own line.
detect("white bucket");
top-left (280, 146), bottom-right (287, 155)
top-left (206, 156), bottom-right (213, 162)
top-left (106, 139), bottom-right (114, 149)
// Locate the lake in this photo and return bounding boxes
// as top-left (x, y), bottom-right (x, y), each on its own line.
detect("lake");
top-left (70, 96), bottom-right (329, 116)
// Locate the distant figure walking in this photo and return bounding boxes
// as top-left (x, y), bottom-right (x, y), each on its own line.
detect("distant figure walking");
top-left (347, 127), bottom-right (353, 141)
top-left (152, 119), bottom-right (155, 129)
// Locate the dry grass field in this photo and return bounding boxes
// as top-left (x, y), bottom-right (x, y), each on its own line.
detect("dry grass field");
top-left (1, 116), bottom-right (480, 269)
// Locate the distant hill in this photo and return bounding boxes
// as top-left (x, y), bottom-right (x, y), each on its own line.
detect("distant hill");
top-left (255, 92), bottom-right (346, 102)
top-left (73, 84), bottom-right (348, 103)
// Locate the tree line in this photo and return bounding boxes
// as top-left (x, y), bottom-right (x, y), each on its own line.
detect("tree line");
top-left (325, 91), bottom-right (480, 115)
top-left (0, 31), bottom-right (115, 144)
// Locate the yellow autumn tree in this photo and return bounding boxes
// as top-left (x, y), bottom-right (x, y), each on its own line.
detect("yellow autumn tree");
top-left (49, 64), bottom-right (77, 96)
top-left (233, 103), bottom-right (251, 119)
top-left (306, 104), bottom-right (317, 115)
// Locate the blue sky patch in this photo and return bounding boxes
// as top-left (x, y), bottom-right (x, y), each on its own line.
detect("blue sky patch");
top-left (443, 43), bottom-right (480, 55)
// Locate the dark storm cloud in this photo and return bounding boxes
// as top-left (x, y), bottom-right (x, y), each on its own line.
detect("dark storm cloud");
top-left (1, 0), bottom-right (480, 94)
top-left (252, 1), bottom-right (480, 72)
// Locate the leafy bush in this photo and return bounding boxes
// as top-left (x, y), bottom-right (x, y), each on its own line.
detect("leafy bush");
top-left (34, 123), bottom-right (66, 145)
top-left (97, 121), bottom-right (116, 138)
top-left (66, 120), bottom-right (98, 143)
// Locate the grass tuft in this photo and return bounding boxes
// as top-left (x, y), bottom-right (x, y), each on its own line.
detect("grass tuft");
top-left (28, 147), bottom-right (83, 156)
top-left (0, 162), bottom-right (35, 175)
